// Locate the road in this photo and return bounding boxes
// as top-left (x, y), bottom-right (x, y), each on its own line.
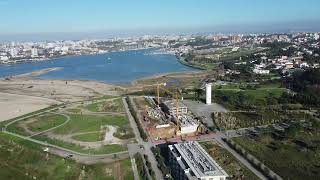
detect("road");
top-left (123, 97), bottom-right (164, 180)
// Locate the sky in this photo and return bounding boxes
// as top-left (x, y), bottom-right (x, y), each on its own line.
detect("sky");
top-left (1, 0), bottom-right (320, 40)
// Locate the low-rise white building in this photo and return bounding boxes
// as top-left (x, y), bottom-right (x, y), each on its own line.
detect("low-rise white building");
top-left (253, 68), bottom-right (270, 74)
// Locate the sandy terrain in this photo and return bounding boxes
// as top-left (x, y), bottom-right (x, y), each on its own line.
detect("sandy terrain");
top-left (0, 68), bottom-right (127, 121)
top-left (0, 78), bottom-right (125, 102)
top-left (0, 92), bottom-right (59, 121)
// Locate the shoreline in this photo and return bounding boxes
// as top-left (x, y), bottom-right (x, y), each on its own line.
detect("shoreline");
top-left (130, 70), bottom-right (203, 85)
top-left (0, 47), bottom-right (158, 65)
top-left (0, 49), bottom-right (201, 86)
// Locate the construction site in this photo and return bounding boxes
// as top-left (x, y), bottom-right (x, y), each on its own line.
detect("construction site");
top-left (133, 82), bottom-right (213, 141)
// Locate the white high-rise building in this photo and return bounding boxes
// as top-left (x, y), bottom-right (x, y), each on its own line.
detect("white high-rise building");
top-left (206, 83), bottom-right (212, 105)
top-left (10, 48), bottom-right (18, 57)
top-left (314, 33), bottom-right (320, 40)
top-left (31, 48), bottom-right (38, 57)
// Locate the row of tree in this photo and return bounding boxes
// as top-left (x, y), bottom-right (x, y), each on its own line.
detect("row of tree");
top-left (125, 96), bottom-right (148, 141)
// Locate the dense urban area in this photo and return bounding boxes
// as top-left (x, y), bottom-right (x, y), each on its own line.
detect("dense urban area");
top-left (0, 31), bottom-right (319, 180)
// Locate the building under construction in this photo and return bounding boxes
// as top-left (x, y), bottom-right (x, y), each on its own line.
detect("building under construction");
top-left (168, 141), bottom-right (228, 180)
top-left (161, 100), bottom-right (199, 135)
top-left (162, 100), bottom-right (188, 116)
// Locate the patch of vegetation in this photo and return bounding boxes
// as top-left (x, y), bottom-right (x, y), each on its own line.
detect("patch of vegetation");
top-left (66, 108), bottom-right (81, 114)
top-left (27, 113), bottom-right (67, 132)
top-left (151, 146), bottom-right (173, 179)
top-left (134, 153), bottom-right (149, 180)
top-left (6, 122), bottom-right (31, 136)
top-left (213, 83), bottom-right (287, 110)
top-left (213, 110), bottom-right (314, 129)
top-left (87, 98), bottom-right (125, 112)
top-left (0, 132), bottom-right (129, 179)
top-left (113, 127), bottom-right (135, 139)
top-left (284, 68), bottom-right (320, 106)
top-left (126, 96), bottom-right (148, 141)
top-left (143, 154), bottom-right (156, 180)
top-left (0, 104), bottom-right (62, 129)
top-left (53, 114), bottom-right (129, 134)
top-left (200, 142), bottom-right (259, 180)
top-left (72, 131), bottom-right (105, 142)
top-left (34, 135), bottom-right (127, 155)
top-left (232, 119), bottom-right (320, 179)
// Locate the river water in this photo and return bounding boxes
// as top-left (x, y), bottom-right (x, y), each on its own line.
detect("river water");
top-left (0, 49), bottom-right (195, 84)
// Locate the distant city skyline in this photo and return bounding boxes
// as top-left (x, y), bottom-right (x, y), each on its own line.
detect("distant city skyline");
top-left (1, 0), bottom-right (320, 41)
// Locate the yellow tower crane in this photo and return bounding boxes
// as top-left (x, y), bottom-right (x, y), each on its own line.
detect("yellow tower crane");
top-left (154, 84), bottom-right (181, 132)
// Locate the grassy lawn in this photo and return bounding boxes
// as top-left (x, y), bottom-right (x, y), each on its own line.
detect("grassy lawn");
top-left (6, 122), bottom-right (31, 136)
top-left (6, 113), bottom-right (67, 136)
top-left (200, 142), bottom-right (259, 180)
top-left (0, 132), bottom-right (130, 179)
top-left (27, 113), bottom-right (67, 132)
top-left (33, 135), bottom-right (127, 155)
top-left (53, 114), bottom-right (129, 134)
top-left (214, 87), bottom-right (286, 101)
top-left (232, 120), bottom-right (320, 179)
top-left (87, 98), bottom-right (125, 112)
top-left (72, 131), bottom-right (104, 142)
top-left (213, 83), bottom-right (288, 111)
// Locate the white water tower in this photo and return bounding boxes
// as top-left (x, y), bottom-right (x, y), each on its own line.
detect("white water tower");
top-left (205, 83), bottom-right (212, 105)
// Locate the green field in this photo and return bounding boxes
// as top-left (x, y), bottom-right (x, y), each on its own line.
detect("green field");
top-left (6, 122), bottom-right (31, 136)
top-left (72, 131), bottom-right (105, 142)
top-left (27, 113), bottom-right (67, 132)
top-left (215, 87), bottom-right (286, 101)
top-left (232, 119), bottom-right (320, 179)
top-left (0, 132), bottom-right (132, 179)
top-left (53, 114), bottom-right (129, 134)
top-left (201, 142), bottom-right (259, 180)
top-left (6, 113), bottom-right (67, 136)
top-left (86, 98), bottom-right (125, 112)
top-left (34, 135), bottom-right (127, 155)
top-left (213, 83), bottom-right (287, 110)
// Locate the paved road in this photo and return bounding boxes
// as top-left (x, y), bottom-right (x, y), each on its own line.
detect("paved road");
top-left (123, 97), bottom-right (164, 180)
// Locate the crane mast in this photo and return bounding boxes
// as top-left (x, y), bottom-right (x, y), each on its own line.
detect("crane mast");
top-left (154, 82), bottom-right (181, 132)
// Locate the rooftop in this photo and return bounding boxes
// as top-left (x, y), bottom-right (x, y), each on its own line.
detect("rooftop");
top-left (162, 100), bottom-right (187, 109)
top-left (170, 141), bottom-right (228, 178)
top-left (179, 115), bottom-right (198, 127)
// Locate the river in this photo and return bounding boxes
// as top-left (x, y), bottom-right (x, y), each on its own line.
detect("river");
top-left (0, 49), bottom-right (195, 84)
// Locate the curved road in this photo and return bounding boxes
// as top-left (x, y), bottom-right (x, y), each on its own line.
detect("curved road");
top-left (29, 112), bottom-right (71, 138)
